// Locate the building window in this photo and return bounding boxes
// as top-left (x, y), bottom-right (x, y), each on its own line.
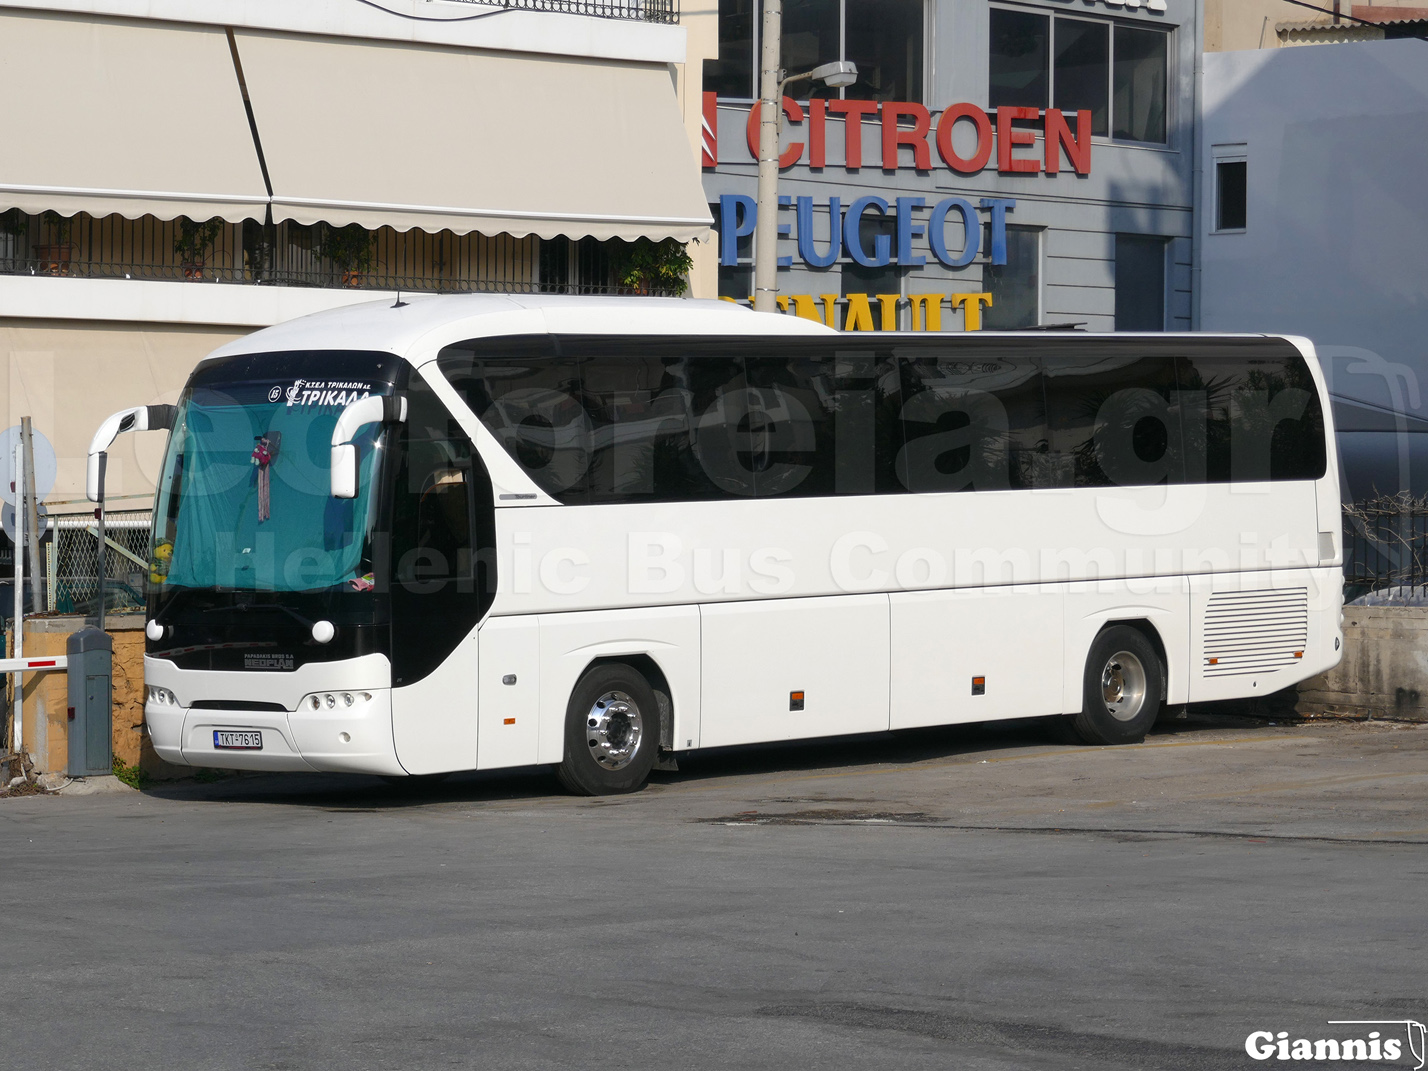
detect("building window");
top-left (538, 237), bottom-right (613, 294)
top-left (705, 0), bottom-right (756, 100)
top-left (1113, 26), bottom-right (1168, 143)
top-left (989, 7), bottom-right (1168, 144)
top-left (707, 0), bottom-right (924, 102)
top-left (1216, 158), bottom-right (1247, 231)
top-left (982, 225), bottom-right (1041, 330)
top-left (1114, 234), bottom-right (1167, 331)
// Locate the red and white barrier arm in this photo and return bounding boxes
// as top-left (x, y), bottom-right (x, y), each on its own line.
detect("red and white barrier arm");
top-left (0, 656), bottom-right (68, 673)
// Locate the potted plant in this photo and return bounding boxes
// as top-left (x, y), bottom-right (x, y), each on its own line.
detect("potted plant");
top-left (316, 223), bottom-right (376, 287)
top-left (36, 211), bottom-right (74, 276)
top-left (611, 237), bottom-right (693, 296)
top-left (174, 216), bottom-right (224, 279)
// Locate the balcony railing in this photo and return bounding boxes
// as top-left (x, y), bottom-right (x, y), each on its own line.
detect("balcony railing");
top-left (439, 0), bottom-right (678, 23)
top-left (0, 213), bottom-right (683, 297)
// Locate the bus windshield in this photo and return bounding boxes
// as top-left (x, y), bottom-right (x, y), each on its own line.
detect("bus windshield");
top-left (149, 351), bottom-right (403, 594)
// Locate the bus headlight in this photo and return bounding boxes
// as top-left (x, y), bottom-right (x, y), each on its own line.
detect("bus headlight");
top-left (146, 686), bottom-right (178, 706)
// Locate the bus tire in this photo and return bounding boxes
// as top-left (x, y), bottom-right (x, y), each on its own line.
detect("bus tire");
top-left (1072, 626), bottom-right (1162, 746)
top-left (556, 664), bottom-right (660, 795)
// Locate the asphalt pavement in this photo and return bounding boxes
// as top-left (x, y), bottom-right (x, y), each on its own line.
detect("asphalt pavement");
top-left (2, 712), bottom-right (1424, 1070)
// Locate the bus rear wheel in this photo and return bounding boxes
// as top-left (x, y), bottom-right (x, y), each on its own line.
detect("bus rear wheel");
top-left (556, 664), bottom-right (659, 795)
top-left (1071, 626), bottom-right (1162, 746)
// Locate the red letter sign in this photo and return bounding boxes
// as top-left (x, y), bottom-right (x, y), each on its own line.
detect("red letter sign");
top-left (881, 102), bottom-right (932, 171)
top-left (996, 107), bottom-right (1041, 174)
top-left (936, 103), bottom-right (993, 174)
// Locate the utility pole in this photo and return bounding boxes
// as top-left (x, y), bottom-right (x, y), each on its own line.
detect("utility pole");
top-left (20, 418), bottom-right (42, 614)
top-left (751, 6), bottom-right (856, 315)
top-left (752, 0), bottom-right (783, 313)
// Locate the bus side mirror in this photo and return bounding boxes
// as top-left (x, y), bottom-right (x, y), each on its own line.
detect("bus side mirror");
top-left (330, 394), bottom-right (407, 499)
top-left (86, 404), bottom-right (178, 502)
top-left (331, 443), bottom-right (359, 499)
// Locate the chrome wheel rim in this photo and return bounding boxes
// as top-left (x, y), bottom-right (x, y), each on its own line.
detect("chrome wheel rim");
top-left (586, 689), bottom-right (643, 770)
top-left (1101, 650), bottom-right (1148, 722)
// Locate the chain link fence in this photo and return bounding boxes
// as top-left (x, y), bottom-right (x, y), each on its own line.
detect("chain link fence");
top-left (44, 513), bottom-right (150, 615)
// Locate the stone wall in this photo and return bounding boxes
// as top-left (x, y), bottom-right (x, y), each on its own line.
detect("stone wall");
top-left (1298, 606), bottom-right (1428, 721)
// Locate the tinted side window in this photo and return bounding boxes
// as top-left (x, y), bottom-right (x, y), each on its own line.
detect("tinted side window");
top-left (1175, 343), bottom-right (1326, 482)
top-left (440, 339), bottom-right (590, 502)
top-left (580, 344), bottom-right (752, 501)
top-left (388, 373), bottom-right (493, 685)
top-left (898, 352), bottom-right (1046, 492)
top-left (1042, 348), bottom-right (1183, 487)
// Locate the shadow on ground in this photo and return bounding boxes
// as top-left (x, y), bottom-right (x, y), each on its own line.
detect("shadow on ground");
top-left (136, 703), bottom-right (1289, 811)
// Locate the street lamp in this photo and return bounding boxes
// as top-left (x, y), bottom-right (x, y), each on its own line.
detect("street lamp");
top-left (752, 3), bottom-right (856, 313)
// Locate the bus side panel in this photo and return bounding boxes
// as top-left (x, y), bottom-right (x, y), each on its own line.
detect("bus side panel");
top-left (476, 616), bottom-right (541, 771)
top-left (699, 594), bottom-right (890, 748)
top-left (1061, 582), bottom-right (1190, 712)
top-left (391, 626), bottom-right (480, 775)
top-left (1187, 567), bottom-right (1340, 703)
top-left (535, 604), bottom-right (701, 765)
top-left (890, 585), bottom-right (1063, 729)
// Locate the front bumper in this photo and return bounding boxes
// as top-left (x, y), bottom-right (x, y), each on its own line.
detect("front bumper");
top-left (144, 654), bottom-right (404, 776)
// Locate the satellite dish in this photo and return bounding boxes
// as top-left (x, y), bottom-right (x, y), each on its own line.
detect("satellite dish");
top-left (1, 502), bottom-right (52, 545)
top-left (0, 426), bottom-right (58, 507)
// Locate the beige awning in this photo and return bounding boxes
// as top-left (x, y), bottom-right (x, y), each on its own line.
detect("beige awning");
top-left (234, 30), bottom-right (712, 242)
top-left (0, 11), bottom-right (269, 222)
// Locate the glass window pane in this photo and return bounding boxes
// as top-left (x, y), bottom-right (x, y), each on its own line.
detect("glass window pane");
top-left (742, 354), bottom-right (835, 497)
top-left (990, 8), bottom-right (1049, 111)
top-left (718, 264), bottom-right (752, 300)
top-left (897, 350), bottom-right (1046, 492)
top-left (844, 0), bottom-right (924, 103)
top-left (1042, 345), bottom-right (1183, 488)
top-left (982, 225), bottom-right (1041, 330)
top-left (1053, 17), bottom-right (1109, 137)
top-left (706, 0), bottom-right (757, 99)
top-left (392, 394), bottom-right (473, 587)
top-left (438, 340), bottom-right (592, 503)
top-left (1216, 161), bottom-right (1247, 230)
top-left (781, 0), bottom-right (840, 98)
top-left (1114, 234), bottom-right (1166, 332)
top-left (1173, 343), bottom-right (1327, 483)
top-left (1113, 26), bottom-right (1167, 143)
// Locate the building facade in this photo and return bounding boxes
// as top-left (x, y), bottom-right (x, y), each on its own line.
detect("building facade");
top-left (1199, 37), bottom-right (1428, 502)
top-left (0, 0), bottom-right (712, 523)
top-left (701, 0), bottom-right (1202, 333)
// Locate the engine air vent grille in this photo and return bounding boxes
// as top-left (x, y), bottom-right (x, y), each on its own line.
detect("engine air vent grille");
top-left (1203, 588), bottom-right (1309, 677)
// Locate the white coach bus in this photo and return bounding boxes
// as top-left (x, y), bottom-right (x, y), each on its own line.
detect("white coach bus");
top-left (90, 295), bottom-right (1343, 793)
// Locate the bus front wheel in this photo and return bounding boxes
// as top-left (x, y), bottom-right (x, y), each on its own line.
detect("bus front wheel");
top-left (1072, 626), bottom-right (1162, 746)
top-left (556, 664), bottom-right (660, 795)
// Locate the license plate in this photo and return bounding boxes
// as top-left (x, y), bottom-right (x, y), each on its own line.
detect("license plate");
top-left (213, 730), bottom-right (263, 750)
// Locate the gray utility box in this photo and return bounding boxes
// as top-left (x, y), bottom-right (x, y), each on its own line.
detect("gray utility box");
top-left (66, 628), bottom-right (113, 777)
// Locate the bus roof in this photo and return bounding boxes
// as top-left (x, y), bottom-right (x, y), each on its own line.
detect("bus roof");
top-left (204, 293), bottom-right (836, 365)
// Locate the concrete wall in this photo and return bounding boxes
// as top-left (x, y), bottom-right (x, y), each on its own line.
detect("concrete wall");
top-left (1298, 606), bottom-right (1428, 721)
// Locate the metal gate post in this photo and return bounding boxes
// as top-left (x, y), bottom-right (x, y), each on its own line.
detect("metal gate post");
top-left (66, 628), bottom-right (113, 777)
